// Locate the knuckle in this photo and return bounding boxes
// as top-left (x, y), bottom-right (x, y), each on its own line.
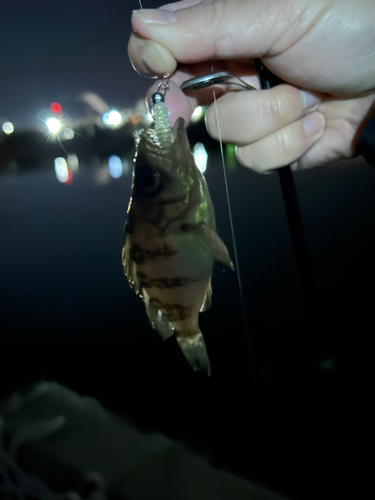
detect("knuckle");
top-left (259, 91), bottom-right (288, 125)
top-left (278, 128), bottom-right (294, 157)
top-left (208, 1), bottom-right (235, 56)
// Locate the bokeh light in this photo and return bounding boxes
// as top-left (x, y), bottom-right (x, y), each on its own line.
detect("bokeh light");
top-left (95, 165), bottom-right (111, 185)
top-left (50, 102), bottom-right (62, 114)
top-left (128, 114), bottom-right (141, 125)
top-left (108, 155), bottom-right (123, 179)
top-left (67, 154), bottom-right (79, 172)
top-left (191, 106), bottom-right (205, 123)
top-left (54, 157), bottom-right (72, 183)
top-left (225, 143), bottom-right (238, 170)
top-left (102, 109), bottom-right (123, 128)
top-left (2, 122), bottom-right (14, 135)
top-left (46, 117), bottom-right (62, 134)
top-left (193, 143), bottom-right (208, 173)
top-left (122, 158), bottom-right (130, 176)
top-left (63, 128), bottom-right (74, 140)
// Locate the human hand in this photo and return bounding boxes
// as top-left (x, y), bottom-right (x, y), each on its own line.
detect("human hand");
top-left (128, 0), bottom-right (375, 171)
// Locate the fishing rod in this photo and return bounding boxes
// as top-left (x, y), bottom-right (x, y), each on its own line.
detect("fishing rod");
top-left (181, 63), bottom-right (318, 313)
top-left (254, 59), bottom-right (317, 310)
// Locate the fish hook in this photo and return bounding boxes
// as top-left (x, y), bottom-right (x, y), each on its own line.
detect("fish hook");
top-left (151, 75), bottom-right (171, 107)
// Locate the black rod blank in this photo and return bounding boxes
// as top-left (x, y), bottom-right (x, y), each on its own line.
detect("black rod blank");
top-left (255, 59), bottom-right (317, 308)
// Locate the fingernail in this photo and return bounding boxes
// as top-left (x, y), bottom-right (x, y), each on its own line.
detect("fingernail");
top-left (300, 90), bottom-right (321, 109)
top-left (303, 112), bottom-right (323, 136)
top-left (132, 9), bottom-right (176, 24)
top-left (142, 43), bottom-right (177, 76)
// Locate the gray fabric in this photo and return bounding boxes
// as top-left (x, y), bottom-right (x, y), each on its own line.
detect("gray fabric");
top-left (0, 419), bottom-right (107, 500)
top-left (1, 382), bottom-right (289, 500)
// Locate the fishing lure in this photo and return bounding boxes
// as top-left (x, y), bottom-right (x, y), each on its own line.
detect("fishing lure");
top-left (122, 81), bottom-right (233, 374)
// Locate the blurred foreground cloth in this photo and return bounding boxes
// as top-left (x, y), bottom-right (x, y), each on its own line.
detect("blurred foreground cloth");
top-left (0, 382), bottom-right (288, 500)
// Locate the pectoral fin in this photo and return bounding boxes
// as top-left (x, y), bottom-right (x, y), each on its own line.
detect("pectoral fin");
top-left (208, 229), bottom-right (234, 270)
top-left (192, 225), bottom-right (234, 270)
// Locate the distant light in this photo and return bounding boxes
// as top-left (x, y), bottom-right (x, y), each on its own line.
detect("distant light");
top-left (66, 169), bottom-right (73, 184)
top-left (94, 165), bottom-right (111, 186)
top-left (120, 109), bottom-right (132, 123)
top-left (2, 122), bottom-right (14, 134)
top-left (67, 154), bottom-right (79, 172)
top-left (108, 155), bottom-right (123, 179)
top-left (50, 102), bottom-right (61, 114)
top-left (122, 158), bottom-right (130, 176)
top-left (224, 143), bottom-right (237, 170)
top-left (54, 157), bottom-right (71, 183)
top-left (63, 128), bottom-right (74, 140)
top-left (46, 117), bottom-right (62, 134)
top-left (191, 106), bottom-right (204, 123)
top-left (193, 143), bottom-right (208, 173)
top-left (102, 109), bottom-right (123, 127)
top-left (128, 114), bottom-right (141, 125)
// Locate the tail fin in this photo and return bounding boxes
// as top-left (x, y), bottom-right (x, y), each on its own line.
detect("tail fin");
top-left (176, 331), bottom-right (211, 375)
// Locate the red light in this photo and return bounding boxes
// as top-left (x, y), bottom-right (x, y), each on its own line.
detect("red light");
top-left (64, 168), bottom-right (73, 185)
top-left (50, 102), bottom-right (61, 114)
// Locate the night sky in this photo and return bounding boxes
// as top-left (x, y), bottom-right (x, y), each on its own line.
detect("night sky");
top-left (0, 0), bottom-right (162, 128)
top-left (0, 2), bottom-right (374, 499)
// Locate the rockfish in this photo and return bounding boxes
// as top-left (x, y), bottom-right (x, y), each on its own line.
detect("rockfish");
top-left (122, 97), bottom-right (233, 373)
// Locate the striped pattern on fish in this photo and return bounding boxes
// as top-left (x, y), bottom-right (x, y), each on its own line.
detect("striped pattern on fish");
top-left (122, 109), bottom-right (233, 374)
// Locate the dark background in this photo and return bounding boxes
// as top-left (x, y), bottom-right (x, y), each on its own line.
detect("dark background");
top-left (0, 1), bottom-right (373, 499)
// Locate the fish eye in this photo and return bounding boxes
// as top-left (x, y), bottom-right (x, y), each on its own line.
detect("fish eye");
top-left (135, 165), bottom-right (162, 196)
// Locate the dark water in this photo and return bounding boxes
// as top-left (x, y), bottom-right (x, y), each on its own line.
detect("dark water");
top-left (0, 150), bottom-right (373, 499)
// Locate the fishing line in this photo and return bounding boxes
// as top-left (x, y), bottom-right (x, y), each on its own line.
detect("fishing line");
top-left (212, 90), bottom-right (250, 339)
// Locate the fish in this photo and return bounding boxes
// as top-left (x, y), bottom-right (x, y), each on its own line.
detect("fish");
top-left (122, 96), bottom-right (233, 374)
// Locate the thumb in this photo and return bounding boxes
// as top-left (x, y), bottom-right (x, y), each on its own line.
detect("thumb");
top-left (130, 0), bottom-right (310, 75)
